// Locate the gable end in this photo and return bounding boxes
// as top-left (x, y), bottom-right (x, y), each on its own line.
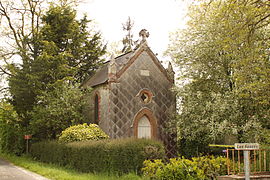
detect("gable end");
top-left (116, 46), bottom-right (173, 83)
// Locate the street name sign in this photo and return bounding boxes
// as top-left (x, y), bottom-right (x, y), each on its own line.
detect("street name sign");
top-left (234, 143), bottom-right (259, 150)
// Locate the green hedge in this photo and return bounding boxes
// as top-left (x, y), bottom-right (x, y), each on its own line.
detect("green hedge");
top-left (142, 156), bottom-right (227, 180)
top-left (30, 138), bottom-right (165, 174)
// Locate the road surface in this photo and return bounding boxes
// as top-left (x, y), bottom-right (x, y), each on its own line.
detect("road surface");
top-left (0, 158), bottom-right (49, 180)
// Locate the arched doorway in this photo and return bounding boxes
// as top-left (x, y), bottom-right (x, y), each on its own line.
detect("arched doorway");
top-left (133, 108), bottom-right (157, 139)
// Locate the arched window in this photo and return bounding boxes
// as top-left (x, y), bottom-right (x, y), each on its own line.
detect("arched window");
top-left (94, 94), bottom-right (99, 124)
top-left (133, 108), bottom-right (157, 139)
top-left (138, 115), bottom-right (151, 139)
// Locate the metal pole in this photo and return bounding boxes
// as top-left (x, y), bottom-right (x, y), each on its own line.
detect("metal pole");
top-left (227, 149), bottom-right (230, 175)
top-left (244, 150), bottom-right (250, 180)
top-left (26, 139), bottom-right (29, 154)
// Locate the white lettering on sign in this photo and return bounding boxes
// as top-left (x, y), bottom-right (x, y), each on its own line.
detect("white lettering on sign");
top-left (140, 70), bottom-right (150, 76)
top-left (234, 143), bottom-right (259, 150)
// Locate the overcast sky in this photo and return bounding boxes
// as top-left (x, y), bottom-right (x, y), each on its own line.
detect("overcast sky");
top-left (78, 0), bottom-right (188, 60)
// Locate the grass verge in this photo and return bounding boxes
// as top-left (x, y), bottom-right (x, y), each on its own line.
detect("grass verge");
top-left (0, 153), bottom-right (146, 180)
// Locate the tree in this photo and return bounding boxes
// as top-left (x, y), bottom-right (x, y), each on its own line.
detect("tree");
top-left (0, 0), bottom-right (44, 119)
top-left (3, 2), bottom-right (105, 125)
top-left (40, 6), bottom-right (106, 83)
top-left (167, 0), bottom-right (270, 155)
top-left (121, 16), bottom-right (138, 53)
top-left (106, 41), bottom-right (122, 58)
top-left (30, 82), bottom-right (92, 140)
top-left (0, 0), bottom-right (79, 72)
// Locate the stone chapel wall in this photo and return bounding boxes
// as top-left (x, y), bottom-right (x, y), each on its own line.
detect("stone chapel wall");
top-left (108, 50), bottom-right (175, 144)
top-left (90, 86), bottom-right (111, 136)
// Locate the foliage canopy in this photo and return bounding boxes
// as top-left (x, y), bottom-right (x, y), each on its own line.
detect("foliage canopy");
top-left (0, 1), bottom-right (106, 151)
top-left (167, 0), bottom-right (270, 155)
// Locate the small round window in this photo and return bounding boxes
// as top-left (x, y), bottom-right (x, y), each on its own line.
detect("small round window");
top-left (138, 90), bottom-right (153, 104)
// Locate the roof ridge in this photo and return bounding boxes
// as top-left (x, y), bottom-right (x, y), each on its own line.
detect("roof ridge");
top-left (115, 51), bottom-right (133, 59)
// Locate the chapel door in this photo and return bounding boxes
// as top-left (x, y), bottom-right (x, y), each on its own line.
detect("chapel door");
top-left (138, 115), bottom-right (151, 139)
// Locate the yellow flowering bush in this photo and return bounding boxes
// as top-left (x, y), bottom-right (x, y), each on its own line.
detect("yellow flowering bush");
top-left (58, 123), bottom-right (109, 143)
top-left (142, 156), bottom-right (227, 180)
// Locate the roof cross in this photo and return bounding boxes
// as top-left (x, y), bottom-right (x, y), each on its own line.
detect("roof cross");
top-left (139, 29), bottom-right (149, 42)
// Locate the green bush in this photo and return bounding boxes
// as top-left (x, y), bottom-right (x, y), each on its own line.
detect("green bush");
top-left (31, 138), bottom-right (165, 175)
top-left (0, 101), bottom-right (25, 155)
top-left (142, 156), bottom-right (227, 180)
top-left (58, 123), bottom-right (109, 143)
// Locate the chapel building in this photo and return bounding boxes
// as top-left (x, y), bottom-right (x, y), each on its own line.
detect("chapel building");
top-left (83, 30), bottom-right (176, 156)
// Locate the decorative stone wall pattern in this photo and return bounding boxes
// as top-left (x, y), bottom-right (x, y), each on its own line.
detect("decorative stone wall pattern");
top-left (108, 50), bottom-right (176, 155)
top-left (90, 86), bottom-right (111, 136)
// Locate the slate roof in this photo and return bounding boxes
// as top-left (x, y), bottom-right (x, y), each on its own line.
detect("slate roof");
top-left (85, 64), bottom-right (108, 87)
top-left (84, 51), bottom-right (134, 87)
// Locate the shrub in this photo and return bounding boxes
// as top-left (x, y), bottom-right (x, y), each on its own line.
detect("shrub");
top-left (31, 138), bottom-right (165, 175)
top-left (191, 156), bottom-right (227, 179)
top-left (142, 156), bottom-right (227, 180)
top-left (58, 123), bottom-right (109, 143)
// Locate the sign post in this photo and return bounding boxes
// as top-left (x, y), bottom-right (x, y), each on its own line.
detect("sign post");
top-left (235, 143), bottom-right (260, 180)
top-left (24, 135), bottom-right (32, 154)
top-left (243, 151), bottom-right (250, 180)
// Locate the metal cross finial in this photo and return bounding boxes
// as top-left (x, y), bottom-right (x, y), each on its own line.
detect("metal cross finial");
top-left (139, 29), bottom-right (149, 41)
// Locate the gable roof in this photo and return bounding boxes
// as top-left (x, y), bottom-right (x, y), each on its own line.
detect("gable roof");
top-left (83, 43), bottom-right (173, 88)
top-left (82, 51), bottom-right (134, 87)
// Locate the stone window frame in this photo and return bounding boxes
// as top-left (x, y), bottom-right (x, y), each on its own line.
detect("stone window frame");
top-left (137, 89), bottom-right (153, 104)
top-left (133, 108), bottom-right (157, 139)
top-left (94, 92), bottom-right (100, 124)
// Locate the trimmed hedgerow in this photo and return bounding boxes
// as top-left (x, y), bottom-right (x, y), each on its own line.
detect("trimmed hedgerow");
top-left (58, 123), bottom-right (109, 143)
top-left (30, 141), bottom-right (70, 166)
top-left (30, 138), bottom-right (165, 175)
